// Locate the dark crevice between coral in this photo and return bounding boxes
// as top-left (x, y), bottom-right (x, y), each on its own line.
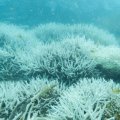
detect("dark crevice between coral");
top-left (95, 64), bottom-right (120, 84)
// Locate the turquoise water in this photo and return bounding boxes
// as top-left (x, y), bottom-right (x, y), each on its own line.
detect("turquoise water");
top-left (0, 0), bottom-right (120, 36)
top-left (0, 1), bottom-right (120, 120)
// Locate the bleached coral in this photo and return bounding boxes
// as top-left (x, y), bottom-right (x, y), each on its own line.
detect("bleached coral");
top-left (0, 78), bottom-right (61, 120)
top-left (0, 23), bottom-right (120, 120)
top-left (0, 23), bottom-right (119, 82)
top-left (24, 37), bottom-right (98, 84)
top-left (32, 23), bottom-right (118, 46)
top-left (89, 44), bottom-right (120, 80)
top-left (46, 78), bottom-right (120, 120)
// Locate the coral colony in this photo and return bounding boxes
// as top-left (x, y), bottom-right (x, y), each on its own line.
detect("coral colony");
top-left (0, 23), bottom-right (120, 120)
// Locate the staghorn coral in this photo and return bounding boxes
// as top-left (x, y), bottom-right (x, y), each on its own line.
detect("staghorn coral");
top-left (0, 78), bottom-right (61, 120)
top-left (32, 23), bottom-right (118, 46)
top-left (0, 23), bottom-right (120, 82)
top-left (24, 37), bottom-right (99, 84)
top-left (45, 78), bottom-right (120, 120)
top-left (0, 23), bottom-right (120, 120)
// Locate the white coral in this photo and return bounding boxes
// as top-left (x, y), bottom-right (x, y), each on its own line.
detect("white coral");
top-left (46, 78), bottom-right (120, 120)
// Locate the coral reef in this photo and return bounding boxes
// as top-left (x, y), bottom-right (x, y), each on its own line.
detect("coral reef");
top-left (0, 23), bottom-right (120, 120)
top-left (46, 78), bottom-right (120, 120)
top-left (0, 78), bottom-right (60, 120)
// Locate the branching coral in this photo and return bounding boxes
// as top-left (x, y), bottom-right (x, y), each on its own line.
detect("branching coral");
top-left (0, 23), bottom-right (120, 120)
top-left (45, 78), bottom-right (120, 120)
top-left (0, 49), bottom-right (28, 81)
top-left (32, 23), bottom-right (118, 46)
top-left (0, 78), bottom-right (61, 120)
top-left (0, 23), bottom-right (119, 82)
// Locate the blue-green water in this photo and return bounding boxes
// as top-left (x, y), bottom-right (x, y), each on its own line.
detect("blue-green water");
top-left (0, 0), bottom-right (120, 36)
